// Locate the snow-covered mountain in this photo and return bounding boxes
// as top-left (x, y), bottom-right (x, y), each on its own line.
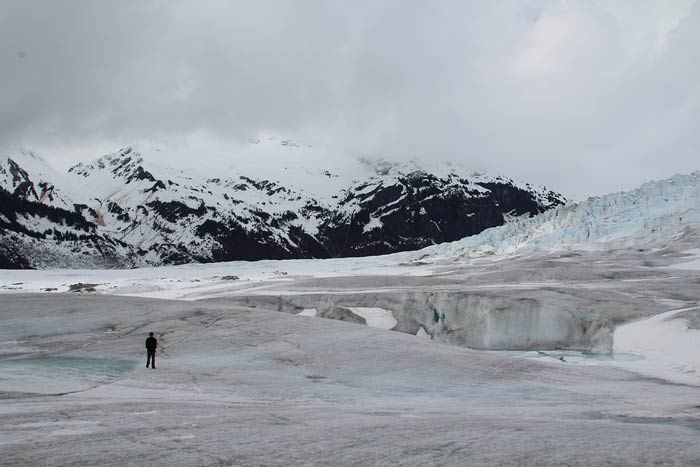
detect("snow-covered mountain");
top-left (0, 150), bottom-right (134, 269)
top-left (0, 145), bottom-right (564, 268)
top-left (0, 149), bottom-right (74, 209)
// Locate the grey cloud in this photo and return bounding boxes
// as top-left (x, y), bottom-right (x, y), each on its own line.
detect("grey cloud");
top-left (1, 0), bottom-right (699, 199)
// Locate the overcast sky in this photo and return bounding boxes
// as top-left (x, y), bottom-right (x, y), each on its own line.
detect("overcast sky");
top-left (1, 0), bottom-right (699, 200)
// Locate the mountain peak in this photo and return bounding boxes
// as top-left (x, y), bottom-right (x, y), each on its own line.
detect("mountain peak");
top-left (0, 149), bottom-right (75, 208)
top-left (68, 147), bottom-right (159, 185)
top-left (2, 148), bottom-right (56, 176)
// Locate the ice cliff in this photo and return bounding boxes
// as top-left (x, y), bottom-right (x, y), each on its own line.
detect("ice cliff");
top-left (420, 171), bottom-right (700, 260)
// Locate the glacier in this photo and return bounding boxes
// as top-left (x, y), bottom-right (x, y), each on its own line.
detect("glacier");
top-left (1, 293), bottom-right (699, 466)
top-left (420, 171), bottom-right (700, 259)
top-left (1, 171), bottom-right (699, 466)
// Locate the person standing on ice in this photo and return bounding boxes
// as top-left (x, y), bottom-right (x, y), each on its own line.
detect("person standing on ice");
top-left (145, 332), bottom-right (157, 369)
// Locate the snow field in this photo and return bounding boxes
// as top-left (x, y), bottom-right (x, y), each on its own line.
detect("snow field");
top-left (297, 308), bottom-right (318, 317)
top-left (613, 306), bottom-right (700, 386)
top-left (346, 307), bottom-right (397, 330)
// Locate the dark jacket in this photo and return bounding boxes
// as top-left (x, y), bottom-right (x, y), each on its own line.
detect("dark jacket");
top-left (145, 336), bottom-right (158, 352)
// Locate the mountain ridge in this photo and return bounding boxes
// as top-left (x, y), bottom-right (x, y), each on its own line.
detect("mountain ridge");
top-left (0, 146), bottom-right (565, 268)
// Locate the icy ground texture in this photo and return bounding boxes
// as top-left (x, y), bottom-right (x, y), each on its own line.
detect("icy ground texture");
top-left (2, 248), bottom-right (700, 382)
top-left (1, 294), bottom-right (700, 467)
top-left (199, 247), bottom-right (700, 384)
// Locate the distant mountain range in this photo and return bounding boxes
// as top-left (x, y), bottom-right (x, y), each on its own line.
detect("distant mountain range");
top-left (0, 143), bottom-right (565, 268)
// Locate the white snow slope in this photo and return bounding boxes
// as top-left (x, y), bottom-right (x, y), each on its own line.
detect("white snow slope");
top-left (614, 306), bottom-right (700, 386)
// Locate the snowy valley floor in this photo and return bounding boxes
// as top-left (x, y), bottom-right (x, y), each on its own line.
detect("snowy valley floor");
top-left (1, 247), bottom-right (700, 466)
